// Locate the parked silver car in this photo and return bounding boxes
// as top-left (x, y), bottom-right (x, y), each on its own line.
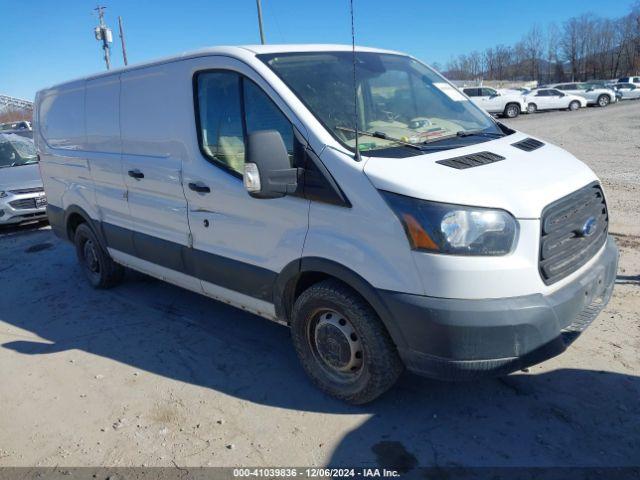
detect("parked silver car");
top-left (549, 82), bottom-right (616, 107)
top-left (0, 133), bottom-right (47, 226)
top-left (615, 83), bottom-right (640, 100)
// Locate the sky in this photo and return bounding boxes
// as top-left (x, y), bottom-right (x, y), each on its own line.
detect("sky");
top-left (1, 0), bottom-right (634, 101)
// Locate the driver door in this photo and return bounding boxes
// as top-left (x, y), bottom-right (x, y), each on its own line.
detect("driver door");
top-left (181, 58), bottom-right (310, 315)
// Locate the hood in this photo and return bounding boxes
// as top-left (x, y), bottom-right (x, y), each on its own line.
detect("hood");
top-left (363, 132), bottom-right (598, 218)
top-left (0, 163), bottom-right (43, 192)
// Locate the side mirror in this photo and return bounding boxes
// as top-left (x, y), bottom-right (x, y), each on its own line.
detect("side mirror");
top-left (586, 87), bottom-right (594, 92)
top-left (243, 130), bottom-right (299, 199)
top-left (491, 92), bottom-right (500, 98)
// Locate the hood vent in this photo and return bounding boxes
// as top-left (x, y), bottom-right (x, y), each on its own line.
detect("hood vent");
top-left (436, 151), bottom-right (505, 169)
top-left (512, 137), bottom-right (545, 152)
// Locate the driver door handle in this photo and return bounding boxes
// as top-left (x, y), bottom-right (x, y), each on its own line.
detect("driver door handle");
top-left (188, 182), bottom-right (211, 193)
top-left (128, 169), bottom-right (144, 179)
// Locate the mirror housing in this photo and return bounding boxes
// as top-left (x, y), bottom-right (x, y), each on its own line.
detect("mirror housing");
top-left (244, 130), bottom-right (299, 199)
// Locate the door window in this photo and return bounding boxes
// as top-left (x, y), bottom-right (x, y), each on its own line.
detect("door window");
top-left (243, 80), bottom-right (294, 161)
top-left (195, 71), bottom-right (294, 175)
top-left (481, 88), bottom-right (496, 97)
top-left (196, 72), bottom-right (245, 174)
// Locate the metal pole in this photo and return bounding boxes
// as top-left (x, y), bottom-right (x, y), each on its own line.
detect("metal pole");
top-left (256, 0), bottom-right (266, 45)
top-left (95, 6), bottom-right (111, 70)
top-left (118, 16), bottom-right (128, 66)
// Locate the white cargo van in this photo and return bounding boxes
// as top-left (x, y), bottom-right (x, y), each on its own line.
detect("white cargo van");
top-left (35, 45), bottom-right (618, 404)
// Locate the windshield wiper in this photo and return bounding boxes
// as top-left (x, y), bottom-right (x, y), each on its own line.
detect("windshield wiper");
top-left (456, 130), bottom-right (506, 138)
top-left (335, 126), bottom-right (424, 151)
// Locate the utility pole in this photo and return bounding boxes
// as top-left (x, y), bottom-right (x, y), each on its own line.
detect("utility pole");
top-left (118, 16), bottom-right (129, 66)
top-left (93, 6), bottom-right (113, 70)
top-left (256, 0), bottom-right (266, 45)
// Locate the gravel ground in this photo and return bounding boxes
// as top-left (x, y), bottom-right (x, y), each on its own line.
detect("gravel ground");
top-left (0, 101), bottom-right (638, 470)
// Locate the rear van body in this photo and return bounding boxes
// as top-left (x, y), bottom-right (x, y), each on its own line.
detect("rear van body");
top-left (35, 45), bottom-right (618, 403)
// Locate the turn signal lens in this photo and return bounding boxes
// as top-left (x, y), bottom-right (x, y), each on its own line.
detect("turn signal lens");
top-left (402, 213), bottom-right (439, 251)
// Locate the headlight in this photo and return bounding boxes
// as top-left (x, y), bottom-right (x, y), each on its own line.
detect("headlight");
top-left (0, 191), bottom-right (7, 198)
top-left (381, 191), bottom-right (518, 256)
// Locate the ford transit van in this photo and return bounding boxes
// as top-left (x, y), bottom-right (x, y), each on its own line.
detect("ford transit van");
top-left (35, 45), bottom-right (618, 404)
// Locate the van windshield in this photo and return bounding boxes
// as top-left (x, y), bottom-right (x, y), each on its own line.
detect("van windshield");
top-left (259, 51), bottom-right (501, 155)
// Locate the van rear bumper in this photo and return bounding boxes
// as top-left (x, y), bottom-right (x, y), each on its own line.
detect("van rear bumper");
top-left (381, 236), bottom-right (618, 380)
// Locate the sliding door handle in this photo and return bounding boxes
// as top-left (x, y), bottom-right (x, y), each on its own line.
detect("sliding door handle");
top-left (188, 182), bottom-right (211, 193)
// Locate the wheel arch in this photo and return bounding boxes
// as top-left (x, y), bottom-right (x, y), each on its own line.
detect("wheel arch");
top-left (57, 204), bottom-right (108, 250)
top-left (274, 257), bottom-right (409, 351)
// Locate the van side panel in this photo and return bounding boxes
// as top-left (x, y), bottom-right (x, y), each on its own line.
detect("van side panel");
top-left (36, 81), bottom-right (98, 225)
top-left (120, 65), bottom-right (191, 255)
top-left (85, 75), bottom-right (131, 233)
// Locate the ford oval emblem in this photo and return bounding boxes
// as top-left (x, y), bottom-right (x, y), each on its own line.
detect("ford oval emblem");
top-left (581, 217), bottom-right (598, 237)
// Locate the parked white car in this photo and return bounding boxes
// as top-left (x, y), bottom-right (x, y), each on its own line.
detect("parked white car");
top-left (525, 88), bottom-right (587, 113)
top-left (549, 82), bottom-right (616, 107)
top-left (615, 83), bottom-right (640, 100)
top-left (462, 87), bottom-right (527, 118)
top-left (35, 45), bottom-right (618, 403)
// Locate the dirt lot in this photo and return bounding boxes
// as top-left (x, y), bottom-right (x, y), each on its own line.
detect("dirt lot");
top-left (1, 101), bottom-right (639, 469)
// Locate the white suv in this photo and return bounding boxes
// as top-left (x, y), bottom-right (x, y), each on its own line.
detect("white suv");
top-left (617, 76), bottom-right (640, 87)
top-left (462, 87), bottom-right (527, 118)
top-left (35, 45), bottom-right (618, 403)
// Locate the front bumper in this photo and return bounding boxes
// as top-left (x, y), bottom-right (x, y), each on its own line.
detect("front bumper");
top-left (381, 236), bottom-right (618, 380)
top-left (0, 195), bottom-right (48, 225)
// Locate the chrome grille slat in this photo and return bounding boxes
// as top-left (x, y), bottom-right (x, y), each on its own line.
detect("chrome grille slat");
top-left (539, 183), bottom-right (608, 285)
top-left (9, 198), bottom-right (37, 210)
top-left (8, 187), bottom-right (44, 194)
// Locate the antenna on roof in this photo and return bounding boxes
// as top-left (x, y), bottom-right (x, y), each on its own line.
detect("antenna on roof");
top-left (350, 0), bottom-right (361, 161)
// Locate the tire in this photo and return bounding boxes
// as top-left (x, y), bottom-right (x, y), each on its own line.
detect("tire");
top-left (503, 103), bottom-right (520, 118)
top-left (290, 279), bottom-right (404, 404)
top-left (74, 223), bottom-right (124, 288)
top-left (597, 95), bottom-right (610, 107)
top-left (569, 100), bottom-right (581, 111)
top-left (527, 103), bottom-right (537, 114)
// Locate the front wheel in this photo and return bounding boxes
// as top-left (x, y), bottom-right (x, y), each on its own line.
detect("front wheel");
top-left (527, 103), bottom-right (537, 114)
top-left (503, 103), bottom-right (520, 118)
top-left (290, 280), bottom-right (404, 404)
top-left (569, 100), bottom-right (581, 111)
top-left (597, 95), bottom-right (610, 107)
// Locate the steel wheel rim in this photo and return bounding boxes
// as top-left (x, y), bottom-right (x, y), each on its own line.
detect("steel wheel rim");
top-left (308, 309), bottom-right (364, 382)
top-left (83, 239), bottom-right (100, 274)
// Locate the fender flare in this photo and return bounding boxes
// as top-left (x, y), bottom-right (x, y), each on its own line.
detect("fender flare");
top-left (51, 204), bottom-right (107, 249)
top-left (274, 257), bottom-right (409, 351)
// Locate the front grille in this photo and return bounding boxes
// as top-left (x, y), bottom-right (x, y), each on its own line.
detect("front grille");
top-left (512, 138), bottom-right (545, 152)
top-left (436, 151), bottom-right (505, 169)
top-left (9, 187), bottom-right (44, 194)
top-left (9, 198), bottom-right (36, 210)
top-left (539, 183), bottom-right (608, 284)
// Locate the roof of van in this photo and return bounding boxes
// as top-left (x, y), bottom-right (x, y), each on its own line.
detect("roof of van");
top-left (38, 44), bottom-right (405, 93)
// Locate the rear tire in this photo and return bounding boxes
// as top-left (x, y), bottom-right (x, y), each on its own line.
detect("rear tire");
top-left (503, 103), bottom-right (520, 118)
top-left (597, 95), bottom-right (610, 107)
top-left (74, 223), bottom-right (124, 288)
top-left (527, 103), bottom-right (537, 114)
top-left (290, 279), bottom-right (404, 404)
top-left (569, 100), bottom-right (581, 111)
